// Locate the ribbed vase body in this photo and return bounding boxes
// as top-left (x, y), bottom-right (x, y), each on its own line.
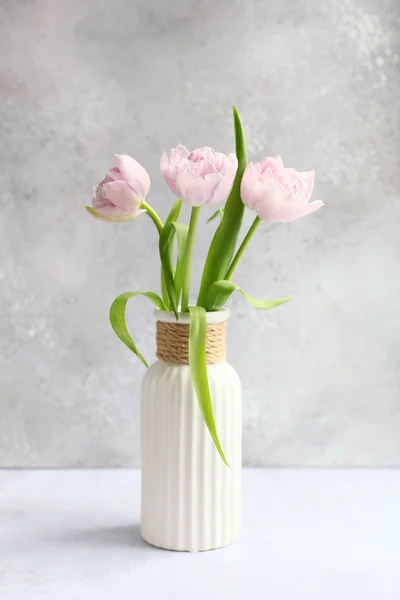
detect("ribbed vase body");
top-left (140, 312), bottom-right (242, 552)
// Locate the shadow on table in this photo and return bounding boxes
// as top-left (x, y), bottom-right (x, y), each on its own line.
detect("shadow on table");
top-left (59, 523), bottom-right (155, 550)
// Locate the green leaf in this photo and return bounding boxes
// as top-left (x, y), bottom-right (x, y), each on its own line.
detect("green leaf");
top-left (196, 107), bottom-right (248, 309)
top-left (159, 222), bottom-right (188, 319)
top-left (188, 306), bottom-right (229, 466)
top-left (109, 291), bottom-right (166, 368)
top-left (161, 200), bottom-right (183, 309)
top-left (206, 208), bottom-right (224, 224)
top-left (165, 199), bottom-right (183, 224)
top-left (85, 206), bottom-right (138, 223)
top-left (173, 226), bottom-right (188, 302)
top-left (206, 280), bottom-right (294, 312)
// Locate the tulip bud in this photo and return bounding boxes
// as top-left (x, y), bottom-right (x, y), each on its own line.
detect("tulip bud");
top-left (87, 155), bottom-right (150, 222)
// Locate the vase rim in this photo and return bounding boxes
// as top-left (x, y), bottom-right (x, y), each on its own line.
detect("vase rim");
top-left (154, 307), bottom-right (229, 325)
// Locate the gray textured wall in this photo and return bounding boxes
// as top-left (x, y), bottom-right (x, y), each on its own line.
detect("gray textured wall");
top-left (1, 0), bottom-right (399, 467)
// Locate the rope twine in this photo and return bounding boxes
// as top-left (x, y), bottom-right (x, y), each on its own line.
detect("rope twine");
top-left (156, 320), bottom-right (226, 364)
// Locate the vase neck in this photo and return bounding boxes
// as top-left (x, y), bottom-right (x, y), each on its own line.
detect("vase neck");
top-left (156, 320), bottom-right (226, 365)
top-left (154, 308), bottom-right (229, 325)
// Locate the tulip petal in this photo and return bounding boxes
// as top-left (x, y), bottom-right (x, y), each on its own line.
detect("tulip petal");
top-left (212, 152), bottom-right (229, 171)
top-left (93, 184), bottom-right (108, 206)
top-left (210, 157), bottom-right (238, 205)
top-left (175, 168), bottom-right (211, 206)
top-left (270, 198), bottom-right (324, 223)
top-left (93, 196), bottom-right (113, 210)
top-left (259, 166), bottom-right (278, 184)
top-left (195, 159), bottom-right (218, 178)
top-left (260, 155), bottom-right (284, 174)
top-left (160, 152), bottom-right (169, 172)
top-left (115, 154), bottom-right (150, 198)
top-left (85, 205), bottom-right (140, 222)
top-left (252, 183), bottom-right (288, 222)
top-left (204, 173), bottom-right (223, 203)
top-left (188, 148), bottom-right (207, 162)
top-left (300, 169), bottom-right (315, 200)
top-left (240, 163), bottom-right (262, 211)
top-left (103, 180), bottom-right (140, 212)
top-left (227, 153), bottom-right (239, 170)
top-left (196, 146), bottom-right (215, 161)
top-left (305, 199), bottom-right (324, 214)
top-left (182, 171), bottom-right (208, 206)
top-left (160, 152), bottom-right (180, 197)
top-left (106, 167), bottom-right (123, 181)
top-left (170, 144), bottom-right (189, 164)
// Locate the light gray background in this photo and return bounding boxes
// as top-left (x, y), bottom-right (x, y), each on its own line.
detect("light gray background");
top-left (1, 0), bottom-right (399, 467)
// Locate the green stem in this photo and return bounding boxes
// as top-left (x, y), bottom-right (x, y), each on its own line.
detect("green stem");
top-left (181, 207), bottom-right (200, 313)
top-left (161, 268), bottom-right (170, 311)
top-left (140, 201), bottom-right (167, 306)
top-left (225, 216), bottom-right (261, 281)
top-left (141, 201), bottom-right (163, 234)
top-left (162, 199), bottom-right (183, 308)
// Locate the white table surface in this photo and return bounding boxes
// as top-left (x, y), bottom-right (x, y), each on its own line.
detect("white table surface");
top-left (0, 469), bottom-right (399, 599)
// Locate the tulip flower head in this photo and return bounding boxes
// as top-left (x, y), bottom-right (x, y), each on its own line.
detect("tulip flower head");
top-left (160, 145), bottom-right (238, 207)
top-left (87, 155), bottom-right (150, 221)
top-left (240, 156), bottom-right (324, 223)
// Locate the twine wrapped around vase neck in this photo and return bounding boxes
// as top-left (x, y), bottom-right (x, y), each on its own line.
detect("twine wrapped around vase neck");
top-left (156, 320), bottom-right (226, 365)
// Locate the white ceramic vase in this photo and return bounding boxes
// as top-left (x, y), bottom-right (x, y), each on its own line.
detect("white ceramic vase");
top-left (140, 309), bottom-right (242, 552)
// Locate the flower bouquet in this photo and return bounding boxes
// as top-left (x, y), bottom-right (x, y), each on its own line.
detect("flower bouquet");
top-left (86, 107), bottom-right (323, 551)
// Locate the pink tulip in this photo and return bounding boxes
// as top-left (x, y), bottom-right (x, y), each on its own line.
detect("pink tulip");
top-left (240, 156), bottom-right (324, 223)
top-left (160, 145), bottom-right (238, 206)
top-left (87, 155), bottom-right (150, 221)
